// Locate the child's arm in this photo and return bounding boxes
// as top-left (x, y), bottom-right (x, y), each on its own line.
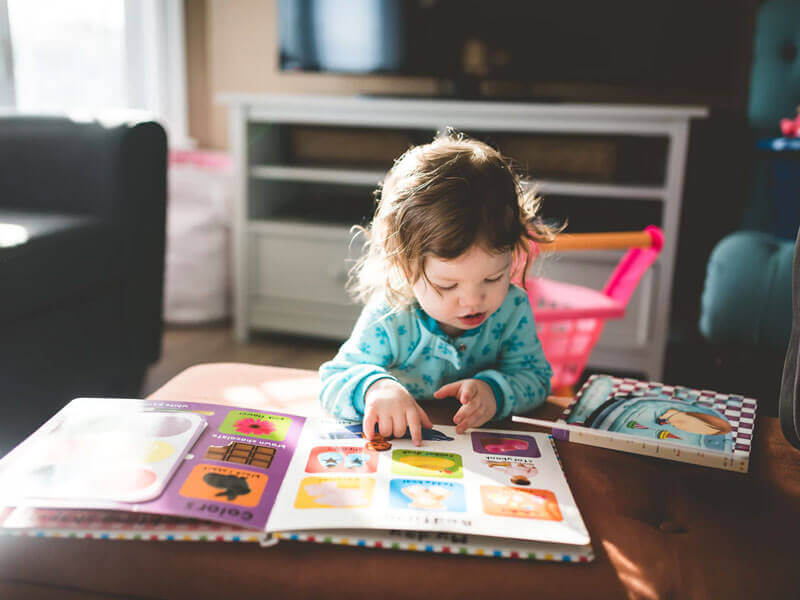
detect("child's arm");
top-left (318, 304), bottom-right (399, 421)
top-left (319, 304), bottom-right (432, 445)
top-left (472, 294), bottom-right (553, 420)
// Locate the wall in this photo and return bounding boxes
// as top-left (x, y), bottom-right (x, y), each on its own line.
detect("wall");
top-left (186, 0), bottom-right (437, 149)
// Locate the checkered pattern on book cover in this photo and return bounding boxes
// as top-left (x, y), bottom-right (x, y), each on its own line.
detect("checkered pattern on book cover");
top-left (562, 375), bottom-right (757, 458)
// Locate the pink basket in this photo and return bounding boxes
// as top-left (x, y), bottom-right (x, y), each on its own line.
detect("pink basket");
top-left (523, 226), bottom-right (664, 390)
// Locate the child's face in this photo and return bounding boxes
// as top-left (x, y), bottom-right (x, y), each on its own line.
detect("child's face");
top-left (412, 244), bottom-right (511, 337)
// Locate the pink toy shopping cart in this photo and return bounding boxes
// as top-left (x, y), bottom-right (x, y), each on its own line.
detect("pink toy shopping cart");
top-left (518, 226), bottom-right (664, 394)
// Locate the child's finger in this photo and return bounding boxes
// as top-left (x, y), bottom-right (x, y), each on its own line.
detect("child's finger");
top-left (453, 402), bottom-right (478, 429)
top-left (459, 382), bottom-right (478, 405)
top-left (378, 415), bottom-right (394, 439)
top-left (455, 417), bottom-right (474, 434)
top-left (392, 414), bottom-right (408, 439)
top-left (416, 405), bottom-right (434, 429)
top-left (455, 420), bottom-right (472, 434)
top-left (433, 380), bottom-right (462, 399)
top-left (406, 409), bottom-right (423, 446)
top-left (456, 393), bottom-right (480, 417)
top-left (363, 410), bottom-right (378, 440)
top-left (453, 406), bottom-right (475, 425)
top-left (459, 416), bottom-right (484, 433)
top-left (471, 411), bottom-right (493, 429)
top-left (458, 405), bottom-right (492, 433)
top-left (464, 404), bottom-right (492, 428)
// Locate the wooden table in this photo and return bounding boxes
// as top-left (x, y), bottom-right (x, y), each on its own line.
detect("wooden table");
top-left (1, 363), bottom-right (799, 599)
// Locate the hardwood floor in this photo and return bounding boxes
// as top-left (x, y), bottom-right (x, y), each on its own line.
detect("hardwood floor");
top-left (143, 322), bottom-right (341, 396)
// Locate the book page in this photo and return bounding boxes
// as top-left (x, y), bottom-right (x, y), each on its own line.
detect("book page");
top-left (0, 399), bottom-right (307, 531)
top-left (266, 418), bottom-right (590, 546)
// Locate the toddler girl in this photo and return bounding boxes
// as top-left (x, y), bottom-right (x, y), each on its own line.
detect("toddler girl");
top-left (319, 134), bottom-right (559, 445)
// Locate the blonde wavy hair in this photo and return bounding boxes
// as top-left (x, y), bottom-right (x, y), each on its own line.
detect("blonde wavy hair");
top-left (349, 133), bottom-right (561, 308)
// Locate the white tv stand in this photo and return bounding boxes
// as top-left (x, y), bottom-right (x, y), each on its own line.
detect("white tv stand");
top-left (219, 93), bottom-right (706, 381)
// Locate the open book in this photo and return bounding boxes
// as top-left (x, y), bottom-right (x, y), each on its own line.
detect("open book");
top-left (0, 397), bottom-right (592, 562)
top-left (516, 375), bottom-right (757, 472)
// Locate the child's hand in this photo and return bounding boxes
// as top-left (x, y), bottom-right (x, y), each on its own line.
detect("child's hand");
top-left (434, 379), bottom-right (497, 434)
top-left (363, 378), bottom-right (433, 446)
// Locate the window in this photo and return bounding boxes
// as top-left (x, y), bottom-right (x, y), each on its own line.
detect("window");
top-left (0, 0), bottom-right (190, 148)
top-left (8, 0), bottom-right (126, 113)
top-left (0, 1), bottom-right (13, 106)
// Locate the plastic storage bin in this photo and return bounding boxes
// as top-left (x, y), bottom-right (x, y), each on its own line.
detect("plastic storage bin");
top-left (164, 150), bottom-right (233, 323)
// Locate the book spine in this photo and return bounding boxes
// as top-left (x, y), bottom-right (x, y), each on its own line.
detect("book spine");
top-left (0, 528), bottom-right (265, 542)
top-left (553, 427), bottom-right (749, 473)
top-left (272, 531), bottom-right (593, 563)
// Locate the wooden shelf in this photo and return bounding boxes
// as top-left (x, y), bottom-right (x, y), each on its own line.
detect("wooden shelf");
top-left (250, 165), bottom-right (666, 200)
top-left (249, 165), bottom-right (383, 186)
top-left (222, 93), bottom-right (707, 380)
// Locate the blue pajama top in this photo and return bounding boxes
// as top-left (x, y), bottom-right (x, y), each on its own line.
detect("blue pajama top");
top-left (318, 284), bottom-right (552, 421)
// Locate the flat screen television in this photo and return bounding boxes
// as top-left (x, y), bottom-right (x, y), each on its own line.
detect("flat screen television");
top-left (279, 0), bottom-right (751, 100)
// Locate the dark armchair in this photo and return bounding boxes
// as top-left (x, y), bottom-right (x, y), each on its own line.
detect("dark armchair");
top-left (0, 115), bottom-right (167, 453)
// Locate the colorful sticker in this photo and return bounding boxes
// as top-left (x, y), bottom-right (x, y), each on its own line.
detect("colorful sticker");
top-left (205, 442), bottom-right (276, 469)
top-left (294, 476), bottom-right (375, 509)
top-left (389, 479), bottom-right (466, 512)
top-left (305, 446), bottom-right (378, 473)
top-left (219, 410), bottom-right (291, 441)
top-left (480, 486), bottom-right (562, 521)
top-left (483, 457), bottom-right (538, 486)
top-left (471, 432), bottom-right (540, 457)
top-left (179, 464), bottom-right (268, 507)
top-left (391, 450), bottom-right (463, 478)
top-left (143, 440), bottom-right (175, 463)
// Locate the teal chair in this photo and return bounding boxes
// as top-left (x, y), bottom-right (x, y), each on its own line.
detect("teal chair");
top-left (698, 0), bottom-right (800, 415)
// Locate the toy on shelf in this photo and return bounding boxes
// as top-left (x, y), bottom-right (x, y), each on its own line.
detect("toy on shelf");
top-left (780, 106), bottom-right (800, 137)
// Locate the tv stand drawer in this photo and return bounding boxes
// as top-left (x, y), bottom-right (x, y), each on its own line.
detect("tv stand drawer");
top-left (248, 220), bottom-right (363, 308)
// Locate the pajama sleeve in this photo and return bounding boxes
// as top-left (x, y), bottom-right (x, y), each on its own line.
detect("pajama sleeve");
top-left (318, 303), bottom-right (401, 421)
top-left (474, 291), bottom-right (552, 419)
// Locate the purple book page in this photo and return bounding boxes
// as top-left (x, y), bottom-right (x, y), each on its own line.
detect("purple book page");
top-left (131, 400), bottom-right (306, 531)
top-left (0, 398), bottom-right (306, 531)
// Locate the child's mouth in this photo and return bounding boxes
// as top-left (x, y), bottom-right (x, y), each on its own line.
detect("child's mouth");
top-left (458, 312), bottom-right (486, 327)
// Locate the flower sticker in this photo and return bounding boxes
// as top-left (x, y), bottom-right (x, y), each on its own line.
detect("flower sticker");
top-left (234, 417), bottom-right (276, 436)
top-left (219, 410), bottom-right (291, 441)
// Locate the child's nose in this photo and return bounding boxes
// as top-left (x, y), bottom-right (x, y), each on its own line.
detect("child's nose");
top-left (459, 288), bottom-right (485, 307)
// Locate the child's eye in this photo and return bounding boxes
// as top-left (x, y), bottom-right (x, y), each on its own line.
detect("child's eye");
top-left (485, 275), bottom-right (504, 283)
top-left (437, 283), bottom-right (457, 291)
